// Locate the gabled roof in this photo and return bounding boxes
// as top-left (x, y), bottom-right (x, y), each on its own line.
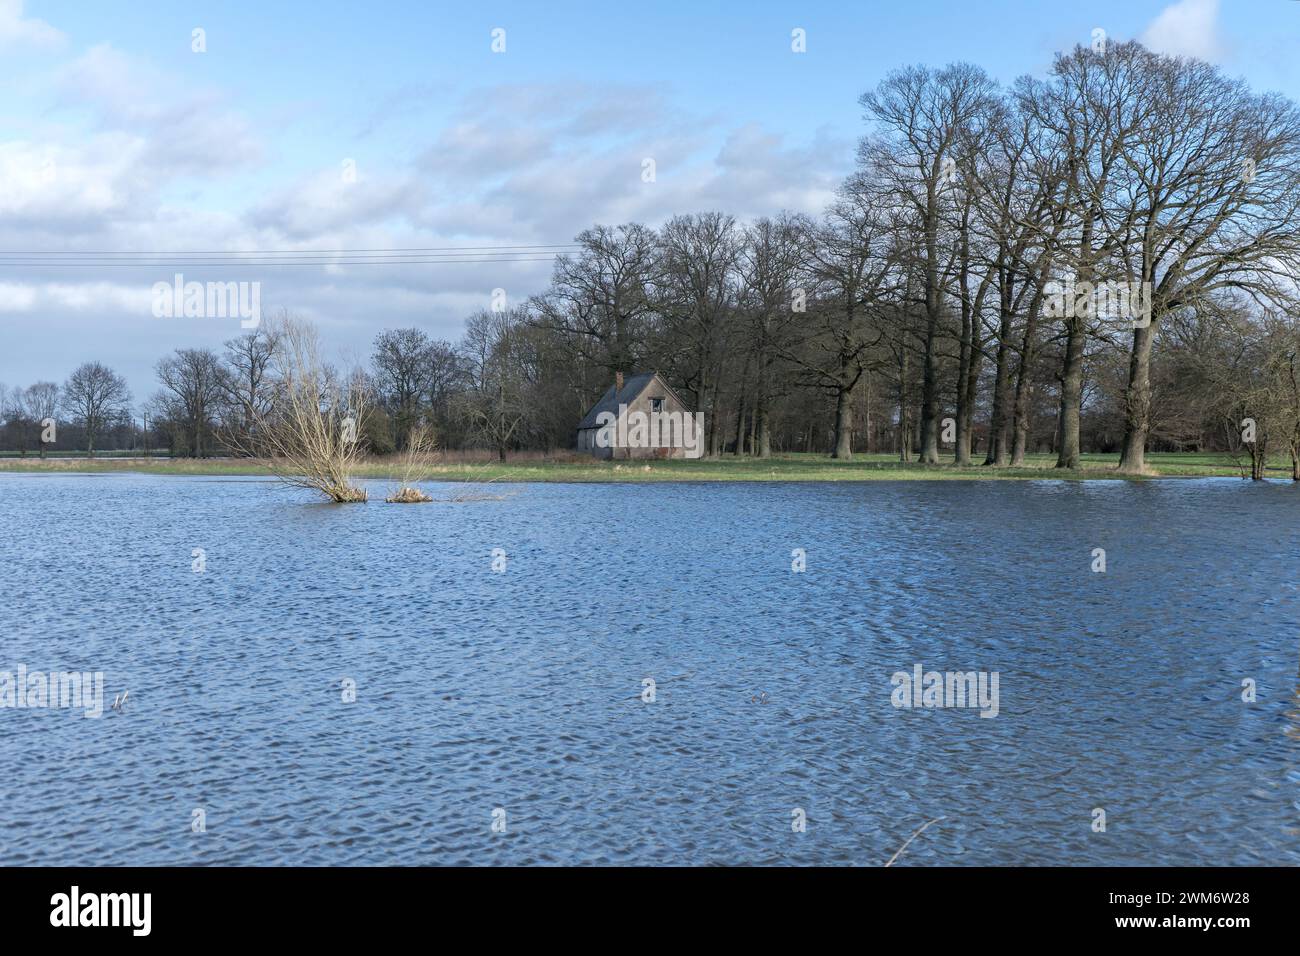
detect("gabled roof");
top-left (577, 371), bottom-right (689, 430)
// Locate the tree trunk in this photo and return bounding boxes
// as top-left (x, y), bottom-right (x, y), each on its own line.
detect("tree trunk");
top-left (755, 355), bottom-right (773, 458)
top-left (985, 281), bottom-right (1015, 466)
top-left (1010, 301), bottom-right (1041, 467)
top-left (863, 373), bottom-right (873, 455)
top-left (1055, 314), bottom-right (1085, 469)
top-left (733, 392), bottom-right (746, 456)
top-left (955, 304), bottom-right (972, 466)
top-left (918, 309), bottom-right (941, 464)
top-left (898, 346), bottom-right (912, 462)
top-left (956, 282), bottom-right (988, 466)
top-left (832, 387), bottom-right (853, 460)
top-left (707, 382), bottom-right (723, 458)
top-left (757, 402), bottom-right (771, 458)
top-left (918, 185), bottom-right (943, 465)
top-left (1246, 440), bottom-right (1266, 480)
top-left (963, 312), bottom-right (983, 462)
top-left (1117, 320), bottom-right (1156, 474)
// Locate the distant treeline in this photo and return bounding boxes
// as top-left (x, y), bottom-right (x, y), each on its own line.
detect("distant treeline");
top-left (6, 41), bottom-right (1300, 471)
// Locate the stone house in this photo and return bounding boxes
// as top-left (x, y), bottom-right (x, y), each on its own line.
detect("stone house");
top-left (575, 371), bottom-right (701, 459)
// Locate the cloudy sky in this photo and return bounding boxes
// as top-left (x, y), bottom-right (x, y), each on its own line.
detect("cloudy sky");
top-left (1, 0), bottom-right (1297, 400)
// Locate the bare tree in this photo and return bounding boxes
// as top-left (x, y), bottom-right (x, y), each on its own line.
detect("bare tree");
top-left (243, 315), bottom-right (370, 502)
top-left (371, 327), bottom-right (442, 449)
top-left (782, 191), bottom-right (898, 459)
top-left (656, 212), bottom-right (741, 455)
top-left (966, 88), bottom-right (1065, 467)
top-left (2, 386), bottom-right (32, 456)
top-left (24, 382), bottom-right (59, 459)
top-left (737, 213), bottom-right (814, 457)
top-left (459, 308), bottom-right (531, 461)
top-left (221, 324), bottom-right (281, 452)
top-left (62, 362), bottom-right (131, 456)
top-left (947, 121), bottom-right (1000, 465)
top-left (1104, 45), bottom-right (1300, 472)
top-left (156, 348), bottom-right (227, 457)
top-left (859, 62), bottom-right (1000, 463)
top-left (533, 223), bottom-right (659, 382)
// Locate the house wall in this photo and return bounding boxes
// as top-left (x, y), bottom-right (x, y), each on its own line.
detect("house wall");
top-left (620, 384), bottom-right (691, 459)
top-left (576, 376), bottom-right (696, 459)
top-left (577, 427), bottom-right (613, 459)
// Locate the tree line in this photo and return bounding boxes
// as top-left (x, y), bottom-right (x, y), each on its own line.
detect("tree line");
top-left (6, 42), bottom-right (1300, 474)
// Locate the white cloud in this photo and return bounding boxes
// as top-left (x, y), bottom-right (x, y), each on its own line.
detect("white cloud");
top-left (57, 45), bottom-right (261, 175)
top-left (0, 0), bottom-right (63, 49)
top-left (414, 83), bottom-right (847, 241)
top-left (0, 137), bottom-right (147, 222)
top-left (0, 67), bottom-right (849, 397)
top-left (1141, 0), bottom-right (1222, 61)
top-left (0, 44), bottom-right (263, 240)
top-left (248, 166), bottom-right (424, 238)
top-left (0, 280), bottom-right (149, 314)
top-left (0, 281), bottom-right (38, 312)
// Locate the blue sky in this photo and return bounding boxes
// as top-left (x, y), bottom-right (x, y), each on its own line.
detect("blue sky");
top-left (2, 0), bottom-right (1298, 399)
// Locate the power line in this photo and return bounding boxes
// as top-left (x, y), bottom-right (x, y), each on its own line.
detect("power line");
top-left (0, 243), bottom-right (580, 256)
top-left (0, 243), bottom-right (580, 267)
top-left (0, 258), bottom-right (564, 266)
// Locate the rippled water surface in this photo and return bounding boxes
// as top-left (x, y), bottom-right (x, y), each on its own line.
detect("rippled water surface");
top-left (1, 472), bottom-right (1297, 865)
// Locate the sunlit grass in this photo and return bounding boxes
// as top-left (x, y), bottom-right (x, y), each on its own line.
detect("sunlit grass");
top-left (0, 449), bottom-right (1272, 482)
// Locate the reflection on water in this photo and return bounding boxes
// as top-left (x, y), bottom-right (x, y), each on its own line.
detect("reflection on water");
top-left (0, 472), bottom-right (1297, 865)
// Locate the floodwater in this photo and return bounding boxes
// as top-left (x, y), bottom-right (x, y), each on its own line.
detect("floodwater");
top-left (0, 472), bottom-right (1297, 865)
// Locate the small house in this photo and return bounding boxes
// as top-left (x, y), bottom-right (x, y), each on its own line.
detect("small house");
top-left (575, 371), bottom-right (701, 459)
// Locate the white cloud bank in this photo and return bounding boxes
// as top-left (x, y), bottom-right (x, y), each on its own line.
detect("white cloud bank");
top-left (1142, 0), bottom-right (1222, 61)
top-left (0, 0), bottom-right (63, 49)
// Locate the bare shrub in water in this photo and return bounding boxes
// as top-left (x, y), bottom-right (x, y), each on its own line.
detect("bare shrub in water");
top-left (245, 315), bottom-right (370, 502)
top-left (385, 425), bottom-right (437, 503)
top-left (442, 474), bottom-right (515, 503)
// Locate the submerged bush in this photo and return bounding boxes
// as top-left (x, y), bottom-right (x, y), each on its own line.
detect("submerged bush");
top-left (384, 424), bottom-right (437, 504)
top-left (240, 315), bottom-right (370, 503)
top-left (385, 486), bottom-right (432, 503)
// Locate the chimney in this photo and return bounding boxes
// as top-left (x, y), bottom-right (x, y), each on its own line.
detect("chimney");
top-left (615, 371), bottom-right (624, 396)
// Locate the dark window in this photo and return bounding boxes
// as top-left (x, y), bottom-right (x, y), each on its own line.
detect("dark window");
top-left (650, 397), bottom-right (664, 412)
